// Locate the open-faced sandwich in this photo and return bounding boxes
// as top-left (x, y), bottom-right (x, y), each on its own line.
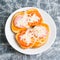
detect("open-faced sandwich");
top-left (11, 8), bottom-right (49, 49)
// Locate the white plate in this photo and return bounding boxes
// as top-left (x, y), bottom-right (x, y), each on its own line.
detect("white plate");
top-left (5, 7), bottom-right (56, 55)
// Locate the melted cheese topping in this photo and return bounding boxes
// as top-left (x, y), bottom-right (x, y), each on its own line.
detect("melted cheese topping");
top-left (15, 13), bottom-right (29, 28)
top-left (20, 29), bottom-right (35, 45)
top-left (28, 14), bottom-right (39, 22)
top-left (33, 26), bottom-right (48, 38)
top-left (15, 13), bottom-right (40, 28)
top-left (20, 26), bottom-right (48, 45)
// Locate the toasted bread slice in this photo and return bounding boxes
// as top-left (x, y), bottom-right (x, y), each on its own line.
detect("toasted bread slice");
top-left (26, 8), bottom-right (43, 27)
top-left (11, 11), bottom-right (27, 33)
top-left (32, 23), bottom-right (49, 48)
top-left (15, 30), bottom-right (35, 49)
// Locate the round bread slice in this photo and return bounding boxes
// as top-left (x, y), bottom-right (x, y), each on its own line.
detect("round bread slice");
top-left (15, 29), bottom-right (35, 49)
top-left (32, 23), bottom-right (49, 48)
top-left (11, 11), bottom-right (27, 33)
top-left (26, 8), bottom-right (43, 27)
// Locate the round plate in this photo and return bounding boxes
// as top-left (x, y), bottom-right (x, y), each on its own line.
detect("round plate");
top-left (5, 7), bottom-right (56, 55)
